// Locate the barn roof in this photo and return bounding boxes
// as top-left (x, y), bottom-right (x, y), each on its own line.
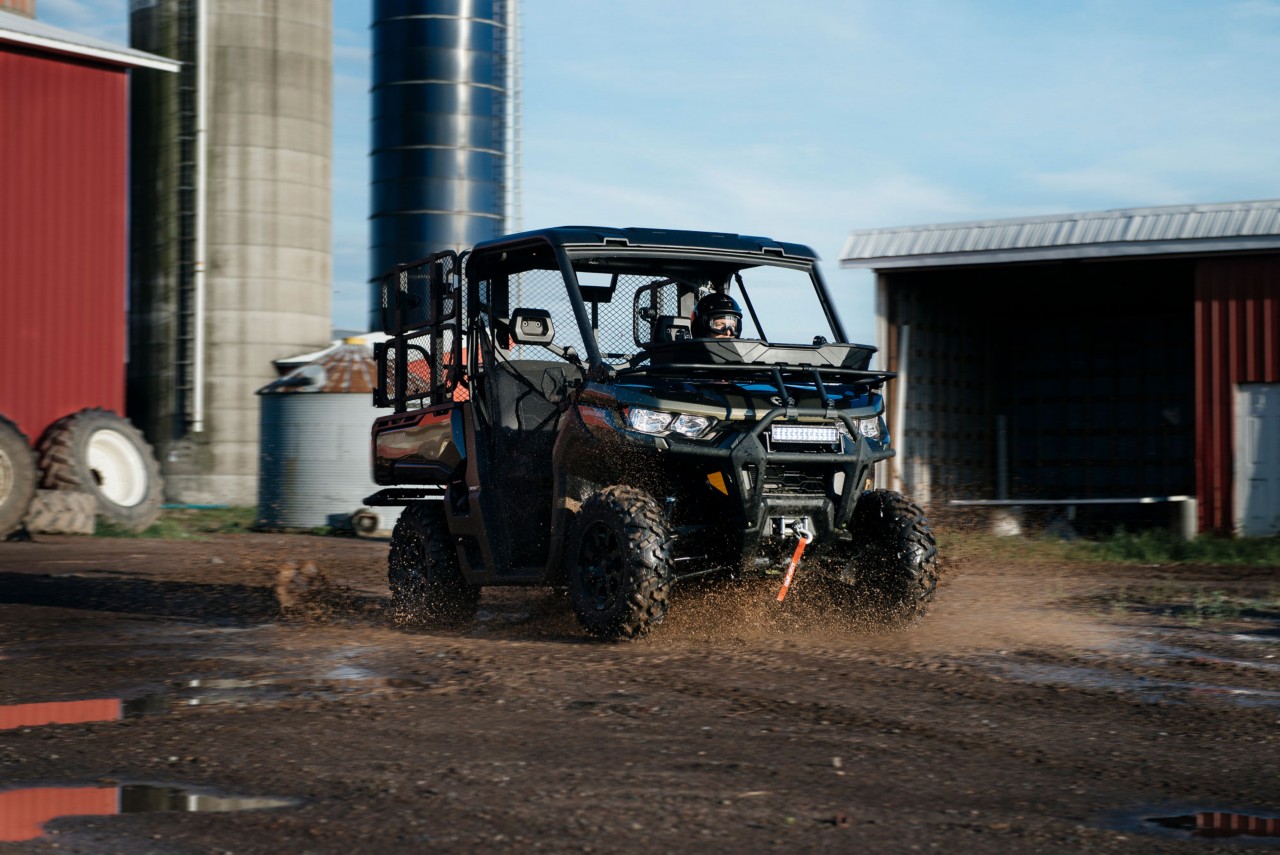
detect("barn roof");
top-left (0, 12), bottom-right (180, 72)
top-left (840, 199), bottom-right (1280, 270)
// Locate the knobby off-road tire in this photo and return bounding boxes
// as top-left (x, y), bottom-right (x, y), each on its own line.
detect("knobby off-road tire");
top-left (846, 489), bottom-right (939, 624)
top-left (567, 486), bottom-right (673, 641)
top-left (388, 502), bottom-right (480, 626)
top-left (37, 408), bottom-right (164, 533)
top-left (0, 415), bottom-right (37, 539)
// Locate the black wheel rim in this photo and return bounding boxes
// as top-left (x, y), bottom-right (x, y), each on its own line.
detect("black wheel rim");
top-left (579, 521), bottom-right (623, 611)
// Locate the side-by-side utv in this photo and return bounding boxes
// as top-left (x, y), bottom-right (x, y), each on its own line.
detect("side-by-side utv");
top-left (366, 226), bottom-right (938, 640)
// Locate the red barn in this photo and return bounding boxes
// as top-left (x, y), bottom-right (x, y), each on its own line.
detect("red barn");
top-left (0, 13), bottom-right (178, 537)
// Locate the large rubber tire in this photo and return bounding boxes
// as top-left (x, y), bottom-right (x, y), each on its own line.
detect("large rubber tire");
top-left (0, 415), bottom-right (37, 539)
top-left (25, 490), bottom-right (96, 535)
top-left (37, 409), bottom-right (164, 532)
top-left (388, 502), bottom-right (480, 626)
top-left (567, 486), bottom-right (673, 641)
top-left (846, 489), bottom-right (940, 623)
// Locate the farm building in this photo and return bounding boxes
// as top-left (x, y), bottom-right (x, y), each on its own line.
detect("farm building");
top-left (0, 11), bottom-right (178, 537)
top-left (841, 199), bottom-right (1280, 538)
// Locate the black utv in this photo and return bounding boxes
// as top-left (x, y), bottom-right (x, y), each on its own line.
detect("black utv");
top-left (367, 226), bottom-right (938, 640)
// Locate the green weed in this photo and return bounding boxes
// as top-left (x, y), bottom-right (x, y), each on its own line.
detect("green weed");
top-left (94, 506), bottom-right (257, 539)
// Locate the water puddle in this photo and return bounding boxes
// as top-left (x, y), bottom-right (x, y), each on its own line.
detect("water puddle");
top-left (0, 674), bottom-right (436, 731)
top-left (0, 783), bottom-right (297, 842)
top-left (981, 660), bottom-right (1280, 709)
top-left (1145, 811), bottom-right (1280, 840)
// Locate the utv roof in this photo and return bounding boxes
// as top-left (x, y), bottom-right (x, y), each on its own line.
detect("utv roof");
top-left (471, 226), bottom-right (818, 260)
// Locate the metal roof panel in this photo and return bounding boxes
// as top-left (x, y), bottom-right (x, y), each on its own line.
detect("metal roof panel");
top-left (0, 13), bottom-right (179, 72)
top-left (841, 199), bottom-right (1280, 269)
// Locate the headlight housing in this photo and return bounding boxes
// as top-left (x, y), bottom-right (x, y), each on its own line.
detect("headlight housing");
top-left (836, 416), bottom-right (886, 442)
top-left (626, 407), bottom-right (717, 439)
top-left (855, 416), bottom-right (884, 440)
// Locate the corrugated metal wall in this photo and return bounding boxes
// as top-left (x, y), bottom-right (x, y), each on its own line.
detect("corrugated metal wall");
top-left (1194, 255), bottom-right (1280, 533)
top-left (0, 46), bottom-right (128, 444)
top-left (257, 393), bottom-right (403, 532)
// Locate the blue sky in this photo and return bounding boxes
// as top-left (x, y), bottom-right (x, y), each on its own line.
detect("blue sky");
top-left (40, 0), bottom-right (1280, 345)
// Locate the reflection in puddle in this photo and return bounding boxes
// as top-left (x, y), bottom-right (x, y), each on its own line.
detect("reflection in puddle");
top-left (0, 784), bottom-right (296, 842)
top-left (0, 674), bottom-right (435, 731)
top-left (988, 660), bottom-right (1280, 708)
top-left (1148, 811), bottom-right (1280, 839)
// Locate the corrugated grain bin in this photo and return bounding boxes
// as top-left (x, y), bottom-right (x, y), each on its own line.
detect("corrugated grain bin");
top-left (256, 339), bottom-right (401, 534)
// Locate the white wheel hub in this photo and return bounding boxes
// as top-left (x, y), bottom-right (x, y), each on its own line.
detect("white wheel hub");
top-left (86, 429), bottom-right (148, 507)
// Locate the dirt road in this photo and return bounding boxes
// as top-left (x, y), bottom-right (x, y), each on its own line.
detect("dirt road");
top-left (1, 533), bottom-right (1277, 852)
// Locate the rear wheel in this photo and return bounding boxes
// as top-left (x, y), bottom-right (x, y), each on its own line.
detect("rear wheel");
top-left (567, 486), bottom-right (672, 640)
top-left (388, 502), bottom-right (479, 626)
top-left (37, 409), bottom-right (163, 532)
top-left (0, 416), bottom-right (37, 539)
top-left (845, 489), bottom-right (939, 624)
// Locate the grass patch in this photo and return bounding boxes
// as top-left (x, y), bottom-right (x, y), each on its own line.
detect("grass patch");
top-left (95, 506), bottom-right (258, 539)
top-left (937, 527), bottom-right (1280, 567)
top-left (1081, 529), bottom-right (1280, 566)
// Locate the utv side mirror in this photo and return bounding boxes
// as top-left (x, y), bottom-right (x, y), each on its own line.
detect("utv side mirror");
top-left (508, 308), bottom-right (555, 345)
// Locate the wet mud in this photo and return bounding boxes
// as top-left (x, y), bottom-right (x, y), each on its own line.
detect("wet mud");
top-left (0, 533), bottom-right (1277, 851)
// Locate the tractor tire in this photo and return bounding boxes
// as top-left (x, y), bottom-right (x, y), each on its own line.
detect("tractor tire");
top-left (388, 501), bottom-right (480, 626)
top-left (24, 490), bottom-right (96, 535)
top-left (567, 485), bottom-right (673, 641)
top-left (37, 408), bottom-right (164, 533)
top-left (0, 415), bottom-right (37, 539)
top-left (845, 489), bottom-right (939, 624)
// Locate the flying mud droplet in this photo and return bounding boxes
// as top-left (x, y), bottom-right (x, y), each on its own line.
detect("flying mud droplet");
top-left (273, 560), bottom-right (374, 622)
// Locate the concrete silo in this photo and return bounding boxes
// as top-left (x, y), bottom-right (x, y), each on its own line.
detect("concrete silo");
top-left (128, 0), bottom-right (332, 505)
top-left (368, 0), bottom-right (515, 328)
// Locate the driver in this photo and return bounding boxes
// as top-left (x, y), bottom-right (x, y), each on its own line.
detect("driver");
top-left (691, 293), bottom-right (743, 339)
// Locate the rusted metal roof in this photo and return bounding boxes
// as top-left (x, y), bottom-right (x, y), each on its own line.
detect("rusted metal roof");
top-left (258, 339), bottom-right (380, 395)
top-left (840, 199), bottom-right (1280, 270)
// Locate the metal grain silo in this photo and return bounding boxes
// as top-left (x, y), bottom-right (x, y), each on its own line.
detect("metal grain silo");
top-left (257, 339), bottom-right (402, 533)
top-left (368, 0), bottom-right (514, 327)
top-left (129, 0), bottom-right (333, 506)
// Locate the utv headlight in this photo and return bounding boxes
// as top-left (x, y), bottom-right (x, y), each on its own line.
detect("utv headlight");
top-left (855, 416), bottom-right (885, 440)
top-left (627, 407), bottom-right (716, 439)
top-left (670, 414), bottom-right (714, 438)
top-left (627, 407), bottom-right (672, 433)
top-left (836, 417), bottom-right (886, 441)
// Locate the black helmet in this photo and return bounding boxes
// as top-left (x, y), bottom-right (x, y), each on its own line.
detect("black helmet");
top-left (691, 293), bottom-right (743, 338)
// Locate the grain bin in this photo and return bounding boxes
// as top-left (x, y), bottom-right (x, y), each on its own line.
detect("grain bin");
top-left (256, 338), bottom-right (401, 534)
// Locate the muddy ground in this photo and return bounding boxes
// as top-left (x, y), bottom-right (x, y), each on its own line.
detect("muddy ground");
top-left (0, 531), bottom-right (1277, 853)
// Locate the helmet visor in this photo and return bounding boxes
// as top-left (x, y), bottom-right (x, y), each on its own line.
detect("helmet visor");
top-left (707, 314), bottom-right (741, 337)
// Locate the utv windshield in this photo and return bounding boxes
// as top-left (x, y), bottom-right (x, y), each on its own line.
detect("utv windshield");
top-left (491, 250), bottom-right (844, 367)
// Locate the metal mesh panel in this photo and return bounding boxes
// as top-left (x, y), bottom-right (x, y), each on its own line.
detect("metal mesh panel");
top-left (493, 268), bottom-right (691, 365)
top-left (375, 252), bottom-right (465, 409)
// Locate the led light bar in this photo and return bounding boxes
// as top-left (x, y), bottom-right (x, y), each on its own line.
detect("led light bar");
top-left (771, 425), bottom-right (839, 444)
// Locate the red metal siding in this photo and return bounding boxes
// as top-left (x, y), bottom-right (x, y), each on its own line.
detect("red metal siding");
top-left (0, 46), bottom-right (129, 445)
top-left (1194, 255), bottom-right (1280, 533)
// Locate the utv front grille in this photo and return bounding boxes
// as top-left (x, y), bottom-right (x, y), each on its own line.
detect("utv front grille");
top-left (761, 464), bottom-right (827, 495)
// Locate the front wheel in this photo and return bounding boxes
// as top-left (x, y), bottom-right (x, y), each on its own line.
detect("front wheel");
top-left (567, 486), bottom-right (673, 641)
top-left (388, 502), bottom-right (479, 626)
top-left (845, 489), bottom-right (939, 624)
